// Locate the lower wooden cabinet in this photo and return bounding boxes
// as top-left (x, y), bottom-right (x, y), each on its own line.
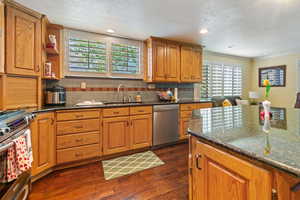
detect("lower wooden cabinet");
top-left (180, 118), bottom-right (190, 139)
top-left (103, 107), bottom-right (153, 155)
top-left (130, 114), bottom-right (152, 149)
top-left (180, 103), bottom-right (212, 140)
top-left (31, 112), bottom-right (55, 176)
top-left (57, 144), bottom-right (100, 164)
top-left (189, 136), bottom-right (272, 200)
top-left (103, 116), bottom-right (131, 155)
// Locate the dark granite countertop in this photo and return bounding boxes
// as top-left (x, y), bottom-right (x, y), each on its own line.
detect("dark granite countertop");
top-left (33, 99), bottom-right (212, 113)
top-left (188, 106), bottom-right (300, 177)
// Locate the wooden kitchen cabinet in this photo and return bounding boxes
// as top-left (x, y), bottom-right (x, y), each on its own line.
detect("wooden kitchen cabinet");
top-left (103, 106), bottom-right (153, 155)
top-left (6, 4), bottom-right (42, 76)
top-left (179, 103), bottom-right (212, 140)
top-left (31, 112), bottom-right (55, 176)
top-left (189, 137), bottom-right (272, 200)
top-left (103, 116), bottom-right (131, 155)
top-left (0, 74), bottom-right (41, 110)
top-left (130, 114), bottom-right (152, 149)
top-left (180, 45), bottom-right (202, 82)
top-left (145, 37), bottom-right (180, 82)
top-left (166, 41), bottom-right (180, 82)
top-left (0, 1), bottom-right (4, 74)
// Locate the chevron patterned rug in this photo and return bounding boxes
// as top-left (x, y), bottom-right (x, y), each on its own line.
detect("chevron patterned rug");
top-left (102, 151), bottom-right (165, 180)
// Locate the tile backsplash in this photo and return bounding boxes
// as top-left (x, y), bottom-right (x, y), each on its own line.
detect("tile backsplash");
top-left (46, 77), bottom-right (195, 105)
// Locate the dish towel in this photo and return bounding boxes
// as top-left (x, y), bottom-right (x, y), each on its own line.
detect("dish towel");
top-left (24, 129), bottom-right (33, 164)
top-left (14, 135), bottom-right (31, 172)
top-left (6, 144), bottom-right (21, 182)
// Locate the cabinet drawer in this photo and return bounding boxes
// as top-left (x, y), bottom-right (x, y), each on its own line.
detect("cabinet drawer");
top-left (56, 132), bottom-right (100, 149)
top-left (130, 106), bottom-right (152, 115)
top-left (181, 111), bottom-right (193, 118)
top-left (180, 104), bottom-right (196, 111)
top-left (194, 103), bottom-right (213, 109)
top-left (103, 107), bottom-right (129, 118)
top-left (57, 119), bottom-right (100, 135)
top-left (57, 144), bottom-right (100, 164)
top-left (56, 110), bottom-right (100, 121)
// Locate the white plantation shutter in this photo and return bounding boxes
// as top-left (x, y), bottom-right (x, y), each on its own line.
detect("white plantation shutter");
top-left (201, 64), bottom-right (211, 98)
top-left (65, 29), bottom-right (143, 78)
top-left (111, 43), bottom-right (140, 74)
top-left (201, 62), bottom-right (242, 98)
top-left (211, 63), bottom-right (223, 97)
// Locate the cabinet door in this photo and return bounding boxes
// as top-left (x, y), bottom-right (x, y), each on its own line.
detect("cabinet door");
top-left (191, 48), bottom-right (202, 82)
top-left (6, 6), bottom-right (41, 76)
top-left (0, 2), bottom-right (4, 73)
top-left (153, 40), bottom-right (167, 81)
top-left (166, 42), bottom-right (180, 82)
top-left (103, 116), bottom-right (130, 155)
top-left (190, 137), bottom-right (272, 200)
top-left (180, 118), bottom-right (190, 140)
top-left (180, 46), bottom-right (193, 82)
top-left (130, 114), bottom-right (152, 149)
top-left (31, 112), bottom-right (55, 176)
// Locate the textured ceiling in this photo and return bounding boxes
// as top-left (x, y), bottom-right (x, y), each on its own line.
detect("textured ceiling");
top-left (16, 0), bottom-right (300, 58)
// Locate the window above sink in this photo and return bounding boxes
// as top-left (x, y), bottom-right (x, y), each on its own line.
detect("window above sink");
top-left (64, 29), bottom-right (144, 80)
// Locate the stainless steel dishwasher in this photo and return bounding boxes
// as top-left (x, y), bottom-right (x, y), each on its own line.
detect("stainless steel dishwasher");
top-left (153, 104), bottom-right (179, 146)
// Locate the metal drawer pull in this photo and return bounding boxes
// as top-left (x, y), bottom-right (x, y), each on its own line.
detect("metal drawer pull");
top-left (196, 154), bottom-right (202, 170)
top-left (75, 115), bottom-right (84, 118)
top-left (113, 112), bottom-right (120, 114)
top-left (74, 125), bottom-right (83, 129)
top-left (138, 110), bottom-right (144, 112)
top-left (75, 138), bottom-right (83, 142)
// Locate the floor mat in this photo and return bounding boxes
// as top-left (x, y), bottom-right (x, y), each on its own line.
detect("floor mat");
top-left (102, 151), bottom-right (165, 180)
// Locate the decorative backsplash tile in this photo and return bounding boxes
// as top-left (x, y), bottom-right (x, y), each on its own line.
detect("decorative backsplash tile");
top-left (46, 77), bottom-right (195, 105)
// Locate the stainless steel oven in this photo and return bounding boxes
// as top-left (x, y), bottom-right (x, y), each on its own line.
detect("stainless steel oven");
top-left (0, 110), bottom-right (35, 200)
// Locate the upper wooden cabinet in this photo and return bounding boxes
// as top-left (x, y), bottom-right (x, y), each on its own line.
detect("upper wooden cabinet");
top-left (190, 137), bottom-right (272, 200)
top-left (181, 45), bottom-right (202, 82)
top-left (145, 37), bottom-right (202, 83)
top-left (145, 37), bottom-right (180, 82)
top-left (6, 4), bottom-right (42, 76)
top-left (31, 112), bottom-right (55, 176)
top-left (0, 1), bottom-right (4, 74)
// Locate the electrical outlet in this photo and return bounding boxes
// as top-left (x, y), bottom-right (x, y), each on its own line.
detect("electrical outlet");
top-left (80, 82), bottom-right (87, 89)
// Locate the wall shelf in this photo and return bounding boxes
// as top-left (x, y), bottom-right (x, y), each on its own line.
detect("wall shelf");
top-left (45, 47), bottom-right (59, 55)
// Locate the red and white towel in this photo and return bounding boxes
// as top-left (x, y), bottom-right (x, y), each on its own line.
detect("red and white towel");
top-left (5, 129), bottom-right (33, 182)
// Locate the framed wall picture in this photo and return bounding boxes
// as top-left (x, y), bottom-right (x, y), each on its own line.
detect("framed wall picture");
top-left (259, 65), bottom-right (286, 87)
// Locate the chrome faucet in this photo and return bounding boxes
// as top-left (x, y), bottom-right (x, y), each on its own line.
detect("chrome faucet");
top-left (117, 84), bottom-right (127, 103)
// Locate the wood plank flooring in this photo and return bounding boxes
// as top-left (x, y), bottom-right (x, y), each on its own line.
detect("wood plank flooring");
top-left (29, 143), bottom-right (189, 200)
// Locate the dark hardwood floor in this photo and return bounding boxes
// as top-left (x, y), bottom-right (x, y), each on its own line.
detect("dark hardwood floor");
top-left (29, 143), bottom-right (189, 200)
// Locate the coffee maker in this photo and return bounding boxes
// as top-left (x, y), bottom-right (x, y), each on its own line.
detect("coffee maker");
top-left (45, 85), bottom-right (66, 106)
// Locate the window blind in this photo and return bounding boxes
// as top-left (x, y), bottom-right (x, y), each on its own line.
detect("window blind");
top-left (69, 38), bottom-right (107, 73)
top-left (111, 43), bottom-right (140, 74)
top-left (201, 62), bottom-right (242, 98)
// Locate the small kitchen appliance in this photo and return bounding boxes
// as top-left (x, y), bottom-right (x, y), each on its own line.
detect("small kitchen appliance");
top-left (45, 85), bottom-right (66, 106)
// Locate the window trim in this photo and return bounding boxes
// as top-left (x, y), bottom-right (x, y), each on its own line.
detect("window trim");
top-left (64, 29), bottom-right (144, 79)
top-left (201, 61), bottom-right (243, 98)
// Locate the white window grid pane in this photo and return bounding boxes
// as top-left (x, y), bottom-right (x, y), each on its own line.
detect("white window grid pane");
top-left (201, 62), bottom-right (243, 98)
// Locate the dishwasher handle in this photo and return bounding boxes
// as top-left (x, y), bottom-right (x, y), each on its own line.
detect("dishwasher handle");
top-left (153, 104), bottom-right (179, 112)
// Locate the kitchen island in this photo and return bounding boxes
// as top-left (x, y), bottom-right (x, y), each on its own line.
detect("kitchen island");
top-left (188, 106), bottom-right (300, 200)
